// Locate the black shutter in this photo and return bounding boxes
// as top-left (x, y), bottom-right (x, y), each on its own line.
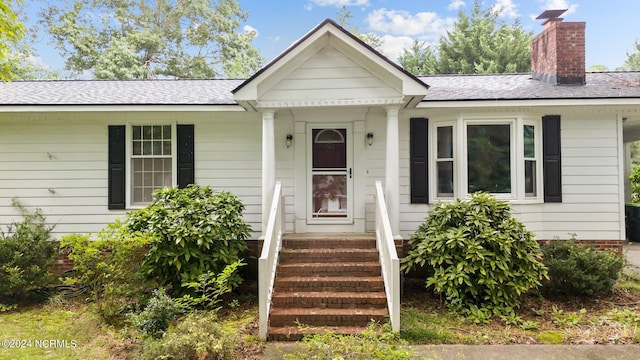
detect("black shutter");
top-left (177, 124), bottom-right (195, 188)
top-left (410, 118), bottom-right (429, 203)
top-left (108, 125), bottom-right (126, 210)
top-left (543, 115), bottom-right (562, 202)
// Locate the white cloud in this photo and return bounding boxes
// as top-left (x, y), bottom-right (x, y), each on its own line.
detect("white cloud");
top-left (243, 25), bottom-right (258, 36)
top-left (378, 35), bottom-right (420, 61)
top-left (491, 0), bottom-right (519, 18)
top-left (310, 0), bottom-right (369, 7)
top-left (448, 0), bottom-right (465, 11)
top-left (366, 8), bottom-right (454, 37)
top-left (304, 3), bottom-right (313, 11)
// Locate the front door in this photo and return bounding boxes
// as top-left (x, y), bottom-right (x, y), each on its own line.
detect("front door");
top-left (307, 124), bottom-right (353, 224)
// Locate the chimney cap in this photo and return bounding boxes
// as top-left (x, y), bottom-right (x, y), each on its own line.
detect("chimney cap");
top-left (536, 9), bottom-right (568, 20)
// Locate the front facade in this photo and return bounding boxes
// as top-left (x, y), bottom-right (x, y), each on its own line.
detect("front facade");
top-left (1, 19), bottom-right (640, 246)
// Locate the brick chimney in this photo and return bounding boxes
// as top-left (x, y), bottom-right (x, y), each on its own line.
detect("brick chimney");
top-left (530, 16), bottom-right (586, 85)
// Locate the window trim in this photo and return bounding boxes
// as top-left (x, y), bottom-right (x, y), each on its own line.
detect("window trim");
top-left (429, 116), bottom-right (543, 204)
top-left (125, 122), bottom-right (178, 209)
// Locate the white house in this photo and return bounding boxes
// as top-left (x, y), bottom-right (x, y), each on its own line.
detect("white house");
top-left (1, 16), bottom-right (640, 339)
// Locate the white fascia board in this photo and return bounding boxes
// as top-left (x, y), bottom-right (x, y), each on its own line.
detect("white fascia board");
top-left (418, 98), bottom-right (640, 109)
top-left (0, 104), bottom-right (246, 113)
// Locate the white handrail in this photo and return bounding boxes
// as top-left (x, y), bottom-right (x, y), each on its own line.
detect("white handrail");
top-left (258, 181), bottom-right (284, 340)
top-left (374, 180), bottom-right (400, 332)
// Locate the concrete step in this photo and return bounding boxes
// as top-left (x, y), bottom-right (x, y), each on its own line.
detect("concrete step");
top-left (271, 291), bottom-right (387, 309)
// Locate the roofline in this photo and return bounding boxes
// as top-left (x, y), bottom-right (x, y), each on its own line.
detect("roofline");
top-left (0, 104), bottom-right (246, 112)
top-left (418, 97), bottom-right (640, 108)
top-left (232, 18), bottom-right (429, 94)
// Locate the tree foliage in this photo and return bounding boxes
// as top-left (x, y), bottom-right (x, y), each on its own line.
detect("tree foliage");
top-left (618, 39), bottom-right (640, 71)
top-left (40, 0), bottom-right (263, 79)
top-left (0, 0), bottom-right (25, 80)
top-left (398, 40), bottom-right (437, 76)
top-left (398, 0), bottom-right (532, 75)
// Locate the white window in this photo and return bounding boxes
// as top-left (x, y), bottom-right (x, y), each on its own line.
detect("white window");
top-left (431, 117), bottom-right (541, 202)
top-left (129, 124), bottom-right (176, 205)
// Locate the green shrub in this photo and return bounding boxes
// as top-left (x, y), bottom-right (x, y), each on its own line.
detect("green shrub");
top-left (60, 221), bottom-right (154, 322)
top-left (0, 199), bottom-right (56, 301)
top-left (401, 193), bottom-right (548, 317)
top-left (125, 184), bottom-right (251, 293)
top-left (129, 288), bottom-right (184, 339)
top-left (541, 239), bottom-right (624, 296)
top-left (138, 310), bottom-right (238, 359)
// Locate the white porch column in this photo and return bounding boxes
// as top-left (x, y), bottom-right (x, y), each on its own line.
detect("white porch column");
top-left (385, 106), bottom-right (400, 237)
top-left (261, 111), bottom-right (276, 234)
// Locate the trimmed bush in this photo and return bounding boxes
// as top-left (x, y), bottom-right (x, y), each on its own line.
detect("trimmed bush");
top-left (0, 199), bottom-right (56, 301)
top-left (125, 184), bottom-right (251, 293)
top-left (401, 193), bottom-right (548, 318)
top-left (541, 239), bottom-right (624, 296)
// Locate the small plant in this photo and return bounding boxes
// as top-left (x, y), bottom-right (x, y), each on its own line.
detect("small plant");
top-left (178, 260), bottom-right (246, 310)
top-left (607, 308), bottom-right (640, 326)
top-left (537, 330), bottom-right (564, 344)
top-left (520, 321), bottom-right (540, 330)
top-left (128, 288), bottom-right (184, 339)
top-left (138, 310), bottom-right (239, 359)
top-left (284, 323), bottom-right (417, 360)
top-left (0, 199), bottom-right (57, 302)
top-left (541, 237), bottom-right (624, 296)
top-left (551, 306), bottom-right (586, 328)
top-left (125, 184), bottom-right (251, 294)
top-left (401, 193), bottom-right (548, 317)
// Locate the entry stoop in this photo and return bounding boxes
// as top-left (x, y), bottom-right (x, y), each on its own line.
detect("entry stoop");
top-left (267, 233), bottom-right (389, 341)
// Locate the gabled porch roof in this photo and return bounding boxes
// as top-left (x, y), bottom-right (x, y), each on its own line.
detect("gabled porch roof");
top-left (232, 19), bottom-right (429, 111)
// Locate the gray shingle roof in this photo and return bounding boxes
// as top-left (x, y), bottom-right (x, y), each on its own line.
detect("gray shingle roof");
top-left (419, 72), bottom-right (640, 101)
top-left (0, 72), bottom-right (639, 106)
top-left (0, 79), bottom-right (243, 105)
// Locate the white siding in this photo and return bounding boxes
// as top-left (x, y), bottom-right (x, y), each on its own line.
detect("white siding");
top-left (398, 109), bottom-right (625, 241)
top-left (0, 111), bottom-right (265, 239)
top-left (261, 47), bottom-right (402, 102)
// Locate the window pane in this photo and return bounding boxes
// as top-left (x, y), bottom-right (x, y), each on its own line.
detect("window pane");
top-left (311, 174), bottom-right (347, 218)
top-left (163, 140), bottom-right (172, 155)
top-left (467, 124), bottom-right (511, 193)
top-left (142, 141), bottom-right (152, 155)
top-left (153, 141), bottom-right (162, 155)
top-left (437, 161), bottom-right (454, 196)
top-left (142, 125), bottom-right (152, 140)
top-left (437, 126), bottom-right (453, 158)
top-left (133, 140), bottom-right (141, 155)
top-left (525, 160), bottom-right (536, 196)
top-left (524, 125), bottom-right (535, 158)
top-left (163, 125), bottom-right (171, 139)
top-left (133, 126), bottom-right (142, 140)
top-left (153, 125), bottom-right (162, 139)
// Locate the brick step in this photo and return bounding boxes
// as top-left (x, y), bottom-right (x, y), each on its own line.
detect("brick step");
top-left (274, 276), bottom-right (385, 292)
top-left (272, 291), bottom-right (387, 309)
top-left (269, 307), bottom-right (388, 327)
top-left (276, 262), bottom-right (381, 277)
top-left (267, 325), bottom-right (372, 341)
top-left (282, 238), bottom-right (376, 250)
top-left (279, 248), bottom-right (379, 263)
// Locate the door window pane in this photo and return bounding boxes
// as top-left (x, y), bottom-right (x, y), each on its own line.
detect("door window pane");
top-left (311, 174), bottom-right (347, 217)
top-left (467, 124), bottom-right (511, 193)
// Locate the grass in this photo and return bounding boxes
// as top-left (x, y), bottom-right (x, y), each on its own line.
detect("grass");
top-left (0, 301), bottom-right (117, 360)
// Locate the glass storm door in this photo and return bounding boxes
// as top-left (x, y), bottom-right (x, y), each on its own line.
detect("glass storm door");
top-left (308, 126), bottom-right (353, 223)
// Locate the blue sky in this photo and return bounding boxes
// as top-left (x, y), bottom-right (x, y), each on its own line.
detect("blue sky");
top-left (22, 0), bottom-right (640, 74)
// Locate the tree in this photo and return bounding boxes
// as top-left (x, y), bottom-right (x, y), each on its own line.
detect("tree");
top-left (398, 40), bottom-right (437, 75)
top-left (587, 64), bottom-right (609, 72)
top-left (336, 5), bottom-right (384, 54)
top-left (40, 0), bottom-right (263, 79)
top-left (399, 0), bottom-right (532, 75)
top-left (618, 39), bottom-right (640, 71)
top-left (0, 0), bottom-right (25, 80)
